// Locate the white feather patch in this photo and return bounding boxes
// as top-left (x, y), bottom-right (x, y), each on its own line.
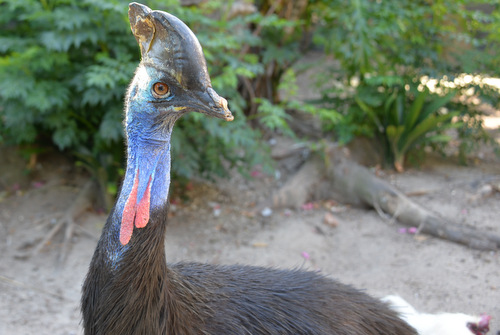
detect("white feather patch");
top-left (382, 295), bottom-right (484, 335)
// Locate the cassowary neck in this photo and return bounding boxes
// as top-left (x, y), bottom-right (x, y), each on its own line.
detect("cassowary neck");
top-left (95, 85), bottom-right (176, 266)
top-left (107, 129), bottom-right (172, 264)
top-left (81, 120), bottom-right (174, 334)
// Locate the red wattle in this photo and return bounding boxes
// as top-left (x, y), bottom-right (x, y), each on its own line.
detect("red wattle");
top-left (135, 176), bottom-right (152, 228)
top-left (120, 170), bottom-right (140, 245)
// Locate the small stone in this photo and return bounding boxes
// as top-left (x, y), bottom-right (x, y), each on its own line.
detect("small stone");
top-left (478, 184), bottom-right (493, 197)
top-left (213, 207), bottom-right (221, 217)
top-left (261, 207), bottom-right (273, 217)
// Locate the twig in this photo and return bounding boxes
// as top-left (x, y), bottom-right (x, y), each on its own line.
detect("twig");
top-left (30, 180), bottom-right (95, 264)
top-left (405, 190), bottom-right (432, 197)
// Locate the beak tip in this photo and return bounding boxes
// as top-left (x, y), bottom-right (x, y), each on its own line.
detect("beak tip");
top-left (218, 96), bottom-right (234, 121)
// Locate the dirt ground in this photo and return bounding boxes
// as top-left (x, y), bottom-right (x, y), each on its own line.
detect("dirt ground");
top-left (0, 139), bottom-right (499, 335)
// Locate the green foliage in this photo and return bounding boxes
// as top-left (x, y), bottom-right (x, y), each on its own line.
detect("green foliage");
top-left (313, 0), bottom-right (499, 79)
top-left (254, 97), bottom-right (293, 137)
top-left (0, 0), bottom-right (276, 188)
top-left (257, 67), bottom-right (341, 138)
top-left (312, 0), bottom-right (500, 168)
top-left (1, 0), bottom-right (498, 190)
top-left (351, 77), bottom-right (461, 170)
top-left (169, 1), bottom-right (275, 178)
top-left (226, 0), bottom-right (322, 133)
top-left (445, 75), bottom-right (500, 163)
top-left (0, 0), bottom-right (138, 175)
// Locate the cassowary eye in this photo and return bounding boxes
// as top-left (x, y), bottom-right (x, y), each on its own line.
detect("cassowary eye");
top-left (152, 82), bottom-right (170, 98)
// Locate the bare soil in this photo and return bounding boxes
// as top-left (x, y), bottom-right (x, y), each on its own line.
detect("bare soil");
top-left (0, 143), bottom-right (499, 335)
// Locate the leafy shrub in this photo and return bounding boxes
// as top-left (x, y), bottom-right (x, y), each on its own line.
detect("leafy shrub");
top-left (0, 0), bottom-right (278, 191)
top-left (1, 0), bottom-right (498, 190)
top-left (351, 76), bottom-right (460, 171)
top-left (1, 0), bottom-right (140, 194)
top-left (312, 0), bottom-right (500, 168)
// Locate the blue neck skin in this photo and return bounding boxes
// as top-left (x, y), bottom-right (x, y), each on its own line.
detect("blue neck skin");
top-left (103, 65), bottom-right (176, 266)
top-left (104, 123), bottom-right (173, 267)
top-left (117, 137), bottom-right (172, 217)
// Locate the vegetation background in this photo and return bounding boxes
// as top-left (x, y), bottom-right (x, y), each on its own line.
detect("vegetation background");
top-left (1, 0), bottom-right (499, 193)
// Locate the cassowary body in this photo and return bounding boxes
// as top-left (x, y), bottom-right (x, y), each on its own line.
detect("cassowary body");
top-left (82, 3), bottom-right (417, 334)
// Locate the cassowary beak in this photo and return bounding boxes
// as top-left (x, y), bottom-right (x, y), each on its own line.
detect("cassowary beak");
top-left (128, 2), bottom-right (234, 122)
top-left (184, 87), bottom-right (234, 121)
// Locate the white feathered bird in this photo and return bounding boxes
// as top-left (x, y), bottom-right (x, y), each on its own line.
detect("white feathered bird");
top-left (382, 295), bottom-right (491, 335)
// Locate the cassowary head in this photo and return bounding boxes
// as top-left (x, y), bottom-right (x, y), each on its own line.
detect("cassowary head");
top-left (126, 2), bottom-right (233, 141)
top-left (117, 3), bottom-right (233, 245)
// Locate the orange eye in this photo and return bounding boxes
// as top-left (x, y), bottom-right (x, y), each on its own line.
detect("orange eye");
top-left (152, 82), bottom-right (170, 98)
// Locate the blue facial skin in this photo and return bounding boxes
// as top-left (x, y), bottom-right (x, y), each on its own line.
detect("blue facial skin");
top-left (122, 65), bottom-right (176, 213)
top-left (105, 65), bottom-right (181, 267)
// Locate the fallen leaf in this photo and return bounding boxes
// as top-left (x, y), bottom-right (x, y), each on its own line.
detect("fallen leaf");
top-left (323, 212), bottom-right (339, 227)
top-left (414, 235), bottom-right (429, 242)
top-left (241, 210), bottom-right (255, 218)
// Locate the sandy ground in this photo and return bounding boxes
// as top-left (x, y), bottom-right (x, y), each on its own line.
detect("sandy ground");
top-left (0, 144), bottom-right (499, 335)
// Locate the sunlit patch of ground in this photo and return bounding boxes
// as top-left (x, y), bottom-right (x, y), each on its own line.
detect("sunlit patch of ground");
top-left (483, 111), bottom-right (500, 130)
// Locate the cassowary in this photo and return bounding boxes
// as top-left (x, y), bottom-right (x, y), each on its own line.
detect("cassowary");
top-left (81, 3), bottom-right (417, 334)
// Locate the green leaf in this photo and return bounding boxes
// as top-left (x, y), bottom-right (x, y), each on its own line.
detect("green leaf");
top-left (354, 95), bottom-right (383, 132)
top-left (386, 124), bottom-right (405, 143)
top-left (405, 88), bottom-right (428, 130)
top-left (419, 92), bottom-right (456, 121)
top-left (389, 92), bottom-right (405, 126)
top-left (400, 112), bottom-right (457, 155)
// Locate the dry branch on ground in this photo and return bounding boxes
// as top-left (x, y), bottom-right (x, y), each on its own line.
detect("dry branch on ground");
top-left (272, 144), bottom-right (500, 251)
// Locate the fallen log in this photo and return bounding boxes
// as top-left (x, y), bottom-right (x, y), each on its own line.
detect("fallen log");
top-left (272, 144), bottom-right (500, 251)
